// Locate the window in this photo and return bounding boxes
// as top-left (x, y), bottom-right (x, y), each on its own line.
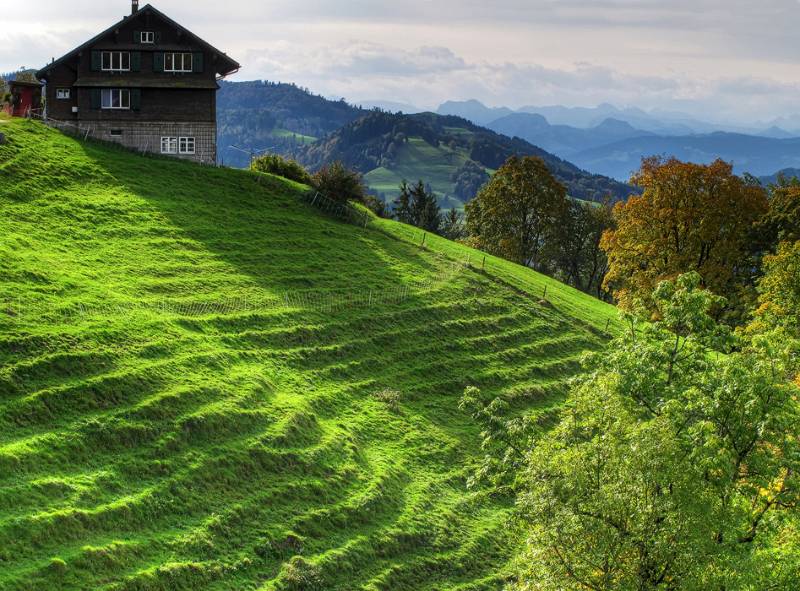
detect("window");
top-left (140, 31), bottom-right (155, 44)
top-left (179, 137), bottom-right (196, 154)
top-left (102, 51), bottom-right (130, 71)
top-left (101, 89), bottom-right (130, 110)
top-left (56, 88), bottom-right (71, 100)
top-left (161, 137), bottom-right (178, 154)
top-left (110, 129), bottom-right (123, 137)
top-left (164, 53), bottom-right (193, 73)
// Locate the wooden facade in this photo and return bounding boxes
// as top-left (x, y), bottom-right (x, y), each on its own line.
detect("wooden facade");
top-left (36, 2), bottom-right (239, 163)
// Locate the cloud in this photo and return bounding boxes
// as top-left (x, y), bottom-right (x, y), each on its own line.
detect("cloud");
top-left (3, 0), bottom-right (800, 125)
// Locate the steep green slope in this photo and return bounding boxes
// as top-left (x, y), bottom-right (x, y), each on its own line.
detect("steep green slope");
top-left (0, 118), bottom-right (618, 591)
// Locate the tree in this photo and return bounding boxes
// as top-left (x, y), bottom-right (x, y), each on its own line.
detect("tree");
top-left (758, 177), bottom-right (800, 246)
top-left (409, 180), bottom-right (441, 233)
top-left (311, 161), bottom-right (366, 204)
top-left (515, 274), bottom-right (800, 590)
top-left (753, 240), bottom-right (800, 336)
top-left (550, 199), bottom-right (615, 298)
top-left (601, 157), bottom-right (769, 320)
top-left (465, 156), bottom-right (568, 270)
top-left (393, 180), bottom-right (413, 224)
top-left (392, 180), bottom-right (441, 233)
top-left (441, 208), bottom-right (465, 241)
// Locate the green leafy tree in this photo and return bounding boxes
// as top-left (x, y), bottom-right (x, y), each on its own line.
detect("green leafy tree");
top-left (550, 199), bottom-right (615, 298)
top-left (465, 156), bottom-right (568, 270)
top-left (752, 240), bottom-right (800, 336)
top-left (311, 161), bottom-right (366, 204)
top-left (459, 387), bottom-right (536, 493)
top-left (514, 273), bottom-right (800, 590)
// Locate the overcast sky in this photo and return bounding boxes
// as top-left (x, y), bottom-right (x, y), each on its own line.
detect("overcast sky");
top-left (3, 0), bottom-right (799, 125)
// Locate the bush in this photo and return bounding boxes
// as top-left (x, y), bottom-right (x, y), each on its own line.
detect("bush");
top-left (363, 194), bottom-right (387, 218)
top-left (311, 161), bottom-right (366, 205)
top-left (373, 389), bottom-right (401, 412)
top-left (281, 556), bottom-right (323, 590)
top-left (251, 154), bottom-right (311, 184)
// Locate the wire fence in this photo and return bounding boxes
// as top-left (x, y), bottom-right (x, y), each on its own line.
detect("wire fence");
top-left (3, 254), bottom-right (467, 325)
top-left (300, 191), bottom-right (370, 227)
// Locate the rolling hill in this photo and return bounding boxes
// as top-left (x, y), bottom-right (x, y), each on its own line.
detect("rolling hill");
top-left (216, 81), bottom-right (365, 168)
top-left (0, 117), bottom-right (618, 590)
top-left (297, 111), bottom-right (637, 207)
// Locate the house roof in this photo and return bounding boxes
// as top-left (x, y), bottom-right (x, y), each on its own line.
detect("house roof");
top-left (36, 4), bottom-right (240, 79)
top-left (9, 80), bottom-right (44, 88)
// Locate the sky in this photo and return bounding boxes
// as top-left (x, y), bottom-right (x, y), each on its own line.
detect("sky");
top-left (2, 0), bottom-right (800, 126)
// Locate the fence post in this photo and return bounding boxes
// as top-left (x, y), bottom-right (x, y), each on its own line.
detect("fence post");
top-left (421, 233), bottom-right (427, 247)
top-left (605, 318), bottom-right (611, 333)
top-left (481, 255), bottom-right (486, 270)
top-left (543, 285), bottom-right (548, 299)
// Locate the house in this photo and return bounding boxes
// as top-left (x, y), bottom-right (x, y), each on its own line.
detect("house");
top-left (4, 80), bottom-right (43, 117)
top-left (35, 1), bottom-right (239, 163)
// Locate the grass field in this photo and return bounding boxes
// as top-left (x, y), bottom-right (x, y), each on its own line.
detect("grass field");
top-left (364, 137), bottom-right (470, 210)
top-left (0, 119), bottom-right (618, 590)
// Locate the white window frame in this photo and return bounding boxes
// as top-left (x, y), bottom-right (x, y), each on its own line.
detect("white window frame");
top-left (161, 137), bottom-right (178, 154)
top-left (140, 31), bottom-right (155, 44)
top-left (164, 53), bottom-right (193, 73)
top-left (101, 51), bottom-right (131, 72)
top-left (101, 89), bottom-right (131, 110)
top-left (56, 88), bottom-right (71, 100)
top-left (179, 137), bottom-right (196, 155)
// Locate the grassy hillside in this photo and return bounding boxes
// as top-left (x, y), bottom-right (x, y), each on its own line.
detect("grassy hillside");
top-left (0, 118), bottom-right (618, 591)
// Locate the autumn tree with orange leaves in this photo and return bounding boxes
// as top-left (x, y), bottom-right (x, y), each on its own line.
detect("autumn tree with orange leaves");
top-left (601, 157), bottom-right (768, 320)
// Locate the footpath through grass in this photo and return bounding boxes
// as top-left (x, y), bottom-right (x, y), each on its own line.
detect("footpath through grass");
top-left (0, 119), bottom-right (616, 590)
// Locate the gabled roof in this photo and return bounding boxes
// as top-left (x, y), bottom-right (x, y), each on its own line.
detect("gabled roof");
top-left (36, 4), bottom-right (240, 79)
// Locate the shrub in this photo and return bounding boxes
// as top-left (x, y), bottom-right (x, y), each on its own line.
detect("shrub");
top-left (251, 154), bottom-right (311, 184)
top-left (373, 389), bottom-right (401, 412)
top-left (311, 161), bottom-right (366, 205)
top-left (281, 556), bottom-right (323, 590)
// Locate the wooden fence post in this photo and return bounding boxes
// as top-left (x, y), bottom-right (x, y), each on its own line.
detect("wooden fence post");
top-left (543, 285), bottom-right (548, 299)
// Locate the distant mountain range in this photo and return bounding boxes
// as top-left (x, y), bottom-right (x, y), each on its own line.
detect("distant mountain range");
top-left (296, 111), bottom-right (636, 206)
top-left (436, 100), bottom-right (800, 181)
top-left (570, 134), bottom-right (800, 181)
top-left (436, 99), bottom-right (800, 137)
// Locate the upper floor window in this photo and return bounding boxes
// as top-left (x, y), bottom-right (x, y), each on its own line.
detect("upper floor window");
top-left (101, 88), bottom-right (130, 110)
top-left (140, 31), bottom-right (155, 44)
top-left (102, 51), bottom-right (130, 71)
top-left (56, 88), bottom-right (71, 100)
top-left (164, 53), bottom-right (193, 73)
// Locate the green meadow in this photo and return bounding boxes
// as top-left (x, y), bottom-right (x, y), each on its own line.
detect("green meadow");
top-left (0, 118), bottom-right (617, 590)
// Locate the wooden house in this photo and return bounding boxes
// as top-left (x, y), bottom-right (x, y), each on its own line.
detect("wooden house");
top-left (35, 1), bottom-right (239, 163)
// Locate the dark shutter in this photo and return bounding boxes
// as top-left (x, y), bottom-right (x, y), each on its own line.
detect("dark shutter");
top-left (155, 32), bottom-right (162, 44)
top-left (91, 51), bottom-right (101, 72)
top-left (90, 89), bottom-right (101, 109)
top-left (133, 30), bottom-right (141, 44)
top-left (131, 88), bottom-right (141, 111)
top-left (131, 52), bottom-right (141, 72)
top-left (154, 52), bottom-right (164, 72)
top-left (192, 52), bottom-right (204, 73)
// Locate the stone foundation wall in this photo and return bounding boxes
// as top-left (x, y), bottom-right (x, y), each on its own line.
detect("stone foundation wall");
top-left (49, 120), bottom-right (217, 164)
